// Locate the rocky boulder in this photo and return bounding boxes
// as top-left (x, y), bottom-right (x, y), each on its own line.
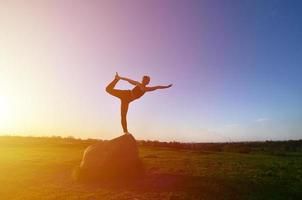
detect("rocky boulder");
top-left (74, 134), bottom-right (144, 181)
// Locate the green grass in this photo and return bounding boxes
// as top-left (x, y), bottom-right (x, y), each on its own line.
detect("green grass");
top-left (0, 136), bottom-right (301, 200)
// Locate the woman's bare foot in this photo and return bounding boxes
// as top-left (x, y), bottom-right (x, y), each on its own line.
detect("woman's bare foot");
top-left (115, 72), bottom-right (120, 80)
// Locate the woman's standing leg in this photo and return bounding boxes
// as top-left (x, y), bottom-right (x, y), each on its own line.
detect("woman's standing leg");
top-left (106, 75), bottom-right (132, 133)
top-left (121, 100), bottom-right (129, 133)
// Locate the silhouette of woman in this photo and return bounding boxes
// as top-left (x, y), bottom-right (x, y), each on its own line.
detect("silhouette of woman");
top-left (106, 73), bottom-right (172, 134)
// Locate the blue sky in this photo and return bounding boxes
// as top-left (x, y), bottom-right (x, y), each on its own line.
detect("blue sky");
top-left (0, 0), bottom-right (301, 141)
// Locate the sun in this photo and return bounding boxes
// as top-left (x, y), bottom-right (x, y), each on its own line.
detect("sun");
top-left (0, 95), bottom-right (12, 129)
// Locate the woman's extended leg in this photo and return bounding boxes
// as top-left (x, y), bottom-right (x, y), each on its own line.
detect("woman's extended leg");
top-left (105, 77), bottom-right (124, 98)
top-left (121, 100), bottom-right (129, 133)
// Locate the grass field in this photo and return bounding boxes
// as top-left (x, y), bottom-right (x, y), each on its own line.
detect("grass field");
top-left (0, 136), bottom-right (301, 200)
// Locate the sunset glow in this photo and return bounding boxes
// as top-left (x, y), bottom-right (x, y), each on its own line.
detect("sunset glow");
top-left (0, 0), bottom-right (301, 142)
top-left (0, 95), bottom-right (11, 127)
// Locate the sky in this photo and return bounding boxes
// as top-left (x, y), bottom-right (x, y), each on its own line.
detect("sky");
top-left (0, 0), bottom-right (301, 142)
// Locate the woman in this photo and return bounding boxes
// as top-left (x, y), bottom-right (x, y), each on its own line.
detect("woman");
top-left (106, 73), bottom-right (172, 134)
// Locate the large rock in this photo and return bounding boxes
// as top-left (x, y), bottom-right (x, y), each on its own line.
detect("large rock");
top-left (74, 134), bottom-right (144, 181)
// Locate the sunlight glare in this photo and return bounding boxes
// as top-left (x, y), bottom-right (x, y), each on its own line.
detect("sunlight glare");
top-left (0, 95), bottom-right (12, 129)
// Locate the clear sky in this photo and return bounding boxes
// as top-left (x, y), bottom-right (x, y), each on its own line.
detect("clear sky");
top-left (0, 0), bottom-right (301, 142)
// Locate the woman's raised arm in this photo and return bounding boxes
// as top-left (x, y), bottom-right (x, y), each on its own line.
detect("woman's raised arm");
top-left (144, 84), bottom-right (172, 92)
top-left (117, 73), bottom-right (140, 86)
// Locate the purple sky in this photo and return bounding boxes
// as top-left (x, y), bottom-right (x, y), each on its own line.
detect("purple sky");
top-left (0, 0), bottom-right (301, 142)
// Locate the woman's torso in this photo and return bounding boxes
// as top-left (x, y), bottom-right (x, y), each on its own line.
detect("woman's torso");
top-left (131, 85), bottom-right (145, 101)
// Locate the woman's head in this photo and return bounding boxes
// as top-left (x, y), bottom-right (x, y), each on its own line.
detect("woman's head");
top-left (142, 75), bottom-right (150, 85)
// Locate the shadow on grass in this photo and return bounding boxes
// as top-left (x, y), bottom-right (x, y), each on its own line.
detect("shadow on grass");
top-left (75, 172), bottom-right (252, 199)
top-left (74, 171), bottom-right (302, 200)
